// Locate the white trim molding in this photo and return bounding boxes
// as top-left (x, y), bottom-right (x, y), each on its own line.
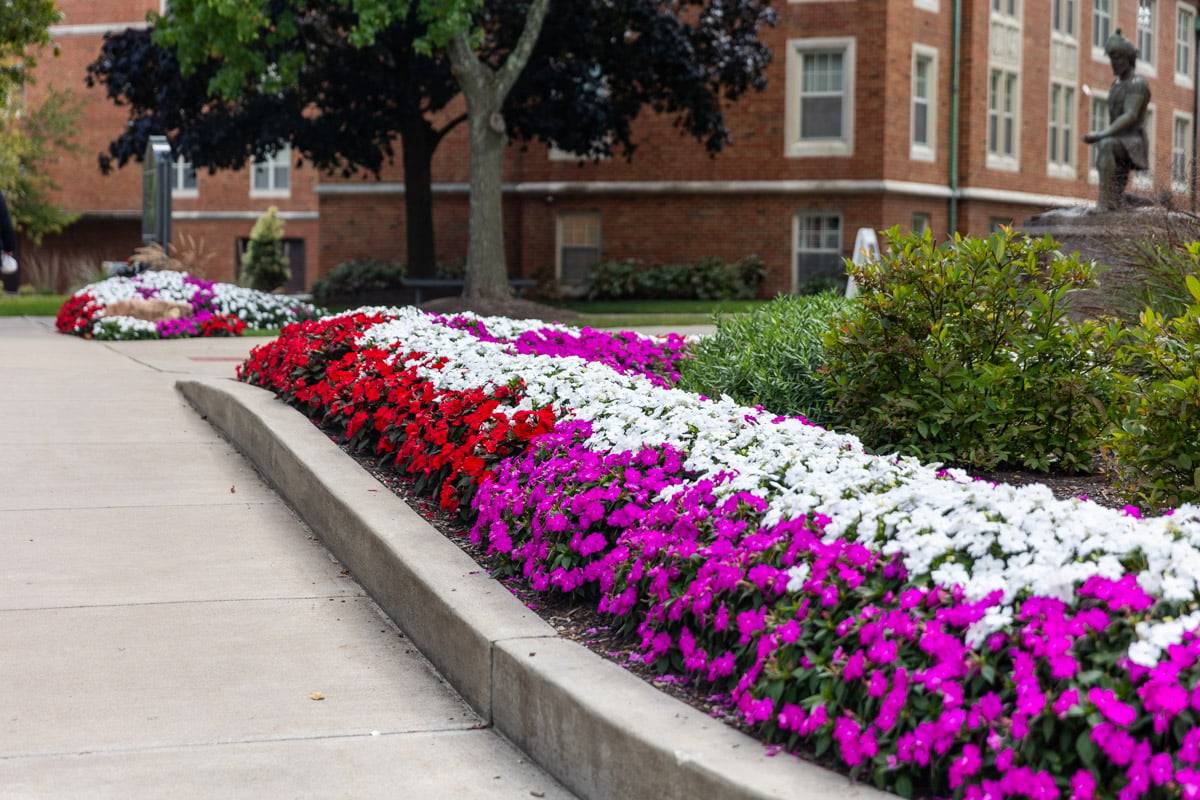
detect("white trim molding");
top-left (172, 210), bottom-right (319, 222)
top-left (315, 178), bottom-right (1094, 209)
top-left (49, 23), bottom-right (149, 37)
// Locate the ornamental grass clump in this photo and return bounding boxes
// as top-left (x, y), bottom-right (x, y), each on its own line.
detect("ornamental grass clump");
top-left (823, 226), bottom-right (1121, 472)
top-left (240, 306), bottom-right (1200, 800)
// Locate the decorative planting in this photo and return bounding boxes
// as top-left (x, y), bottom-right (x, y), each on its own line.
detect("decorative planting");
top-left (240, 306), bottom-right (1200, 800)
top-left (55, 270), bottom-right (324, 339)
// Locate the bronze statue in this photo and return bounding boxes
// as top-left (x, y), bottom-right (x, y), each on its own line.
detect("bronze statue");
top-left (1083, 30), bottom-right (1151, 211)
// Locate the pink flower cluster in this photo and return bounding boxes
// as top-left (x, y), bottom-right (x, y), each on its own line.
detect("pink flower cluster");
top-left (434, 314), bottom-right (690, 387)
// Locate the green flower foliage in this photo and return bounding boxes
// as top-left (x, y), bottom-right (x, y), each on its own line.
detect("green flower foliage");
top-left (676, 292), bottom-right (850, 427)
top-left (822, 226), bottom-right (1121, 472)
top-left (1109, 274), bottom-right (1200, 509)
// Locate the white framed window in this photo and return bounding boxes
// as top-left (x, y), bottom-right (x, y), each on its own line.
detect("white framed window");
top-left (793, 212), bottom-right (843, 291)
top-left (1053, 0), bottom-right (1078, 35)
top-left (251, 144), bottom-right (291, 197)
top-left (992, 0), bottom-right (1019, 16)
top-left (170, 155), bottom-right (197, 197)
top-left (1094, 0), bottom-right (1114, 54)
top-left (912, 212), bottom-right (931, 235)
top-left (785, 38), bottom-right (856, 158)
top-left (1048, 82), bottom-right (1077, 176)
top-left (1134, 105), bottom-right (1156, 190)
top-left (987, 68), bottom-right (1020, 168)
top-left (1173, 111), bottom-right (1193, 190)
top-left (911, 46), bottom-right (937, 161)
top-left (1177, 4), bottom-right (1196, 84)
top-left (1088, 92), bottom-right (1109, 181)
top-left (1139, 0), bottom-right (1159, 73)
top-left (557, 213), bottom-right (601, 287)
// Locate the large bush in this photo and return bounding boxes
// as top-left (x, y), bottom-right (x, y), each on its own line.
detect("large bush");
top-left (676, 292), bottom-right (850, 428)
top-left (1108, 274), bottom-right (1200, 509)
top-left (822, 227), bottom-right (1120, 472)
top-left (587, 254), bottom-right (765, 301)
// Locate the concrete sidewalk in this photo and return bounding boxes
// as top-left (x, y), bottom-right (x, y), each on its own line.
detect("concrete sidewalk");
top-left (0, 317), bottom-right (573, 799)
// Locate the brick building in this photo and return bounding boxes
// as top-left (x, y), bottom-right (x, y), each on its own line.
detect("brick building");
top-left (27, 0), bottom-right (1200, 296)
top-left (28, 0), bottom-right (320, 291)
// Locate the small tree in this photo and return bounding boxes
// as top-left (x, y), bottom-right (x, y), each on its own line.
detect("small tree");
top-left (240, 206), bottom-right (289, 292)
top-left (0, 1), bottom-right (81, 243)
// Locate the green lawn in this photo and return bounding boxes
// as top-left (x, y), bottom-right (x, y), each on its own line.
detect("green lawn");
top-left (0, 294), bottom-right (66, 316)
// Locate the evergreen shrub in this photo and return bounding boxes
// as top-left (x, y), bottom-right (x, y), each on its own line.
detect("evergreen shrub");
top-left (240, 206), bottom-right (290, 292)
top-left (312, 259), bottom-right (406, 304)
top-left (676, 292), bottom-right (850, 427)
top-left (587, 254), bottom-right (765, 301)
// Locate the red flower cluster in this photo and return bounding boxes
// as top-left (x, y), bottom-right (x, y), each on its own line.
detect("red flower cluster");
top-left (240, 314), bottom-right (558, 517)
top-left (54, 291), bottom-right (102, 336)
top-left (198, 313), bottom-right (247, 337)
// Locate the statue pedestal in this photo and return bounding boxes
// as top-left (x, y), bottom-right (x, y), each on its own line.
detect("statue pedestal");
top-left (1019, 205), bottom-right (1197, 320)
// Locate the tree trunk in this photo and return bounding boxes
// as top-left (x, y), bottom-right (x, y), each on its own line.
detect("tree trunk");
top-left (458, 79), bottom-right (510, 299)
top-left (446, 0), bottom-right (552, 301)
top-left (400, 118), bottom-right (438, 280)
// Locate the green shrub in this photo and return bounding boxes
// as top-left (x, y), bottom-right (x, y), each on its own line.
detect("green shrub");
top-left (587, 258), bottom-right (641, 300)
top-left (1107, 274), bottom-right (1200, 509)
top-left (587, 254), bottom-right (765, 301)
top-left (677, 292), bottom-right (850, 427)
top-left (312, 259), bottom-right (406, 304)
top-left (821, 226), bottom-right (1120, 472)
top-left (239, 206), bottom-right (290, 293)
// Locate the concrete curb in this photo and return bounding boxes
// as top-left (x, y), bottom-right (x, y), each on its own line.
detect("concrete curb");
top-left (178, 376), bottom-right (890, 800)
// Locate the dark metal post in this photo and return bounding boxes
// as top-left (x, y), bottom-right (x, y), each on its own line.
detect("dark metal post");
top-left (142, 135), bottom-right (172, 251)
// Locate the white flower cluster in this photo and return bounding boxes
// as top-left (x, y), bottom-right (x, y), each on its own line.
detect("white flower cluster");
top-left (82, 269), bottom-right (198, 307)
top-left (75, 270), bottom-right (323, 333)
top-left (93, 315), bottom-right (159, 339)
top-left (356, 308), bottom-right (1200, 664)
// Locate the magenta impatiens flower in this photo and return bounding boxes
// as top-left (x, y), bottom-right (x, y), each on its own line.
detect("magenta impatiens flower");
top-left (1088, 687), bottom-right (1138, 727)
top-left (1070, 769), bottom-right (1097, 800)
top-left (949, 744), bottom-right (982, 789)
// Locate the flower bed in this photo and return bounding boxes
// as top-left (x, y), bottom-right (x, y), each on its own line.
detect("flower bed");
top-left (55, 270), bottom-right (325, 339)
top-left (241, 307), bottom-right (1200, 800)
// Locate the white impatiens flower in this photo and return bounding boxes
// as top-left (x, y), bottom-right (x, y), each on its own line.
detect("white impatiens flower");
top-left (354, 309), bottom-right (1200, 666)
top-left (785, 564), bottom-right (811, 593)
